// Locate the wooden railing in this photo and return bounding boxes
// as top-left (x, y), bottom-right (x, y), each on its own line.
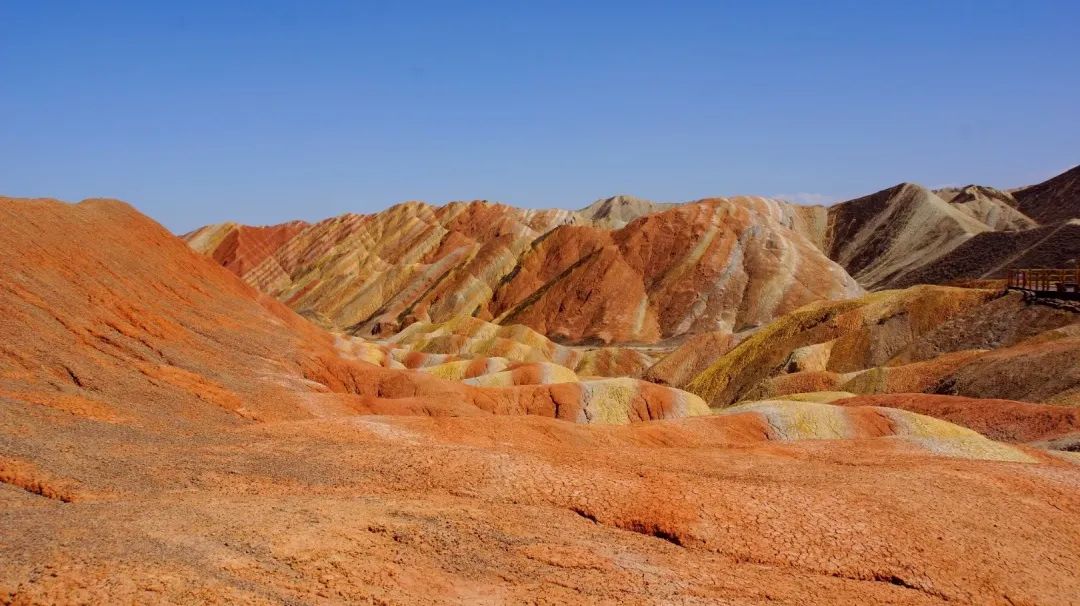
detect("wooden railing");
top-left (1008, 268), bottom-right (1080, 295)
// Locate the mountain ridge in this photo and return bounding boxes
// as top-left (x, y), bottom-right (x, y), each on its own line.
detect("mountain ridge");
top-left (187, 195), bottom-right (864, 344)
top-left (186, 165), bottom-right (1079, 305)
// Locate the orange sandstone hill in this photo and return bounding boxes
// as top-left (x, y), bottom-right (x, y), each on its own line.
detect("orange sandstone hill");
top-left (1012, 163), bottom-right (1080, 225)
top-left (4, 196), bottom-right (1080, 604)
top-left (185, 196), bottom-right (863, 344)
top-left (0, 197), bottom-right (705, 429)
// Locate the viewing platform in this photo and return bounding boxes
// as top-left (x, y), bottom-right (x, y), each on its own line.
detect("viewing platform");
top-left (1007, 268), bottom-right (1080, 300)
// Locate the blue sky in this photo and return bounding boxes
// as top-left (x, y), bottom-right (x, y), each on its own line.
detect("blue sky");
top-left (2, 1), bottom-right (1077, 233)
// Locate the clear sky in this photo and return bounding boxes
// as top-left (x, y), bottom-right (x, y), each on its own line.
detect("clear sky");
top-left (2, 1), bottom-right (1077, 233)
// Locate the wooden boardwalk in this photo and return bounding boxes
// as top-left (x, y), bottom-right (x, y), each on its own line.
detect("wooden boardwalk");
top-left (1007, 268), bottom-right (1080, 300)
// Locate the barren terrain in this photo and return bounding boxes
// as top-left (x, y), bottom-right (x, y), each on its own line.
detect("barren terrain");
top-left (2, 185), bottom-right (1079, 605)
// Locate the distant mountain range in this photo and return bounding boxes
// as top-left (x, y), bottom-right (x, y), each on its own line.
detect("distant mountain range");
top-left (186, 165), bottom-right (1079, 344)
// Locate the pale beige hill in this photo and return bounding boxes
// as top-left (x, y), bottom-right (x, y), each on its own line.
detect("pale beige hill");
top-left (577, 194), bottom-right (674, 228)
top-left (934, 185), bottom-right (1037, 231)
top-left (825, 183), bottom-right (990, 289)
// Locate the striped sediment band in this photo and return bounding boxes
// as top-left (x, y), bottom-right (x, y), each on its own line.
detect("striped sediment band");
top-left (572, 378), bottom-right (710, 424)
top-left (717, 400), bottom-right (1034, 462)
top-left (462, 362), bottom-right (579, 387)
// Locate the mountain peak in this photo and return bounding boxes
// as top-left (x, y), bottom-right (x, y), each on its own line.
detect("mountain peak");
top-left (578, 194), bottom-right (673, 227)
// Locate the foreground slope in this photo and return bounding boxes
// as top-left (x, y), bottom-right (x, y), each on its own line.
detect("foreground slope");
top-left (3, 197), bottom-right (1080, 604)
top-left (6, 406), bottom-right (1080, 604)
top-left (576, 194), bottom-right (674, 228)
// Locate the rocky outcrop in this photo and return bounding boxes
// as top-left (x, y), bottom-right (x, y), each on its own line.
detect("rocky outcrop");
top-left (576, 194), bottom-right (673, 228)
top-left (934, 185), bottom-right (1037, 231)
top-left (683, 286), bottom-right (1080, 408)
top-left (1012, 164), bottom-right (1080, 225)
top-left (894, 219), bottom-right (1080, 286)
top-left (833, 393), bottom-right (1080, 447)
top-left (719, 399), bottom-right (1035, 462)
top-left (185, 220), bottom-right (310, 276)
top-left (0, 196), bottom-right (705, 427)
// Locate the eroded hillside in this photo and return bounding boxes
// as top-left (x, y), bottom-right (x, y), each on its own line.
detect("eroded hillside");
top-left (4, 196), bottom-right (1080, 604)
top-left (186, 196), bottom-right (863, 343)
